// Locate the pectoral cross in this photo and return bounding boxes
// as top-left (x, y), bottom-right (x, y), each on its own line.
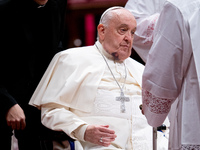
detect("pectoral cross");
top-left (116, 92), bottom-right (130, 113)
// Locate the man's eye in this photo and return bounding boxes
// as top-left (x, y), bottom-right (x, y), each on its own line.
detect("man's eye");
top-left (121, 28), bottom-right (126, 32)
top-left (119, 28), bottom-right (127, 34)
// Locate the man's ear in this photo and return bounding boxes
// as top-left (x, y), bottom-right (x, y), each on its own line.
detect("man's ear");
top-left (97, 24), bottom-right (105, 42)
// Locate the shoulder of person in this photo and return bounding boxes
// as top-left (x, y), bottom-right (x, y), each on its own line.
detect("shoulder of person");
top-left (126, 57), bottom-right (145, 75)
top-left (127, 57), bottom-right (145, 68)
top-left (52, 45), bottom-right (101, 65)
top-left (58, 45), bottom-right (95, 55)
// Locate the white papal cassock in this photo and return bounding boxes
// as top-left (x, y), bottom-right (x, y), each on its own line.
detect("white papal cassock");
top-left (29, 41), bottom-right (156, 149)
top-left (126, 0), bottom-right (200, 149)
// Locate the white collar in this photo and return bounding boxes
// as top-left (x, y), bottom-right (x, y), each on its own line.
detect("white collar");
top-left (95, 41), bottom-right (124, 64)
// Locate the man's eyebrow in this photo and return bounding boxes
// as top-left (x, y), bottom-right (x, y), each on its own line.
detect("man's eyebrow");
top-left (119, 24), bottom-right (128, 27)
top-left (119, 24), bottom-right (137, 30)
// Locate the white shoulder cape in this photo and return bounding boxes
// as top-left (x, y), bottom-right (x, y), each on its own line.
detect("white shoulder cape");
top-left (29, 42), bottom-right (144, 112)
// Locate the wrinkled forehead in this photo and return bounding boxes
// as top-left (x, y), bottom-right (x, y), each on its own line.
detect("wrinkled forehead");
top-left (111, 10), bottom-right (136, 29)
top-left (114, 9), bottom-right (136, 22)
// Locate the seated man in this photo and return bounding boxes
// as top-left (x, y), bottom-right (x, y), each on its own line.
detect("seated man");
top-left (29, 7), bottom-right (153, 149)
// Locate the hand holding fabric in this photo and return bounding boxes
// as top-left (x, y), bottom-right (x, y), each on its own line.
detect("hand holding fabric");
top-left (6, 104), bottom-right (26, 130)
top-left (84, 125), bottom-right (117, 147)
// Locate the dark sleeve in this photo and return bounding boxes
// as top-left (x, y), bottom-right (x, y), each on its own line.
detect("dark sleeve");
top-left (0, 86), bottom-right (17, 116)
top-left (0, 0), bottom-right (11, 10)
top-left (0, 0), bottom-right (17, 115)
top-left (56, 0), bottom-right (67, 50)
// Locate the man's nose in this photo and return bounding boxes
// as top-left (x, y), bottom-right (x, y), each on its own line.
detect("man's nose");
top-left (124, 32), bottom-right (133, 42)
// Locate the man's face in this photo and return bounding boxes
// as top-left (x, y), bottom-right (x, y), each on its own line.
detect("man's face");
top-left (34, 0), bottom-right (48, 5)
top-left (98, 9), bottom-right (137, 62)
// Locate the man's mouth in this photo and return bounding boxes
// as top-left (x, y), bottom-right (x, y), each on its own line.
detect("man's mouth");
top-left (121, 45), bottom-right (128, 47)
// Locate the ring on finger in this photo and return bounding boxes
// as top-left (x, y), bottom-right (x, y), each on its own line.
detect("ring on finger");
top-left (99, 137), bottom-right (103, 143)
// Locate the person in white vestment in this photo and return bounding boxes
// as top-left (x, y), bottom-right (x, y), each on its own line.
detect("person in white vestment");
top-left (125, 0), bottom-right (166, 63)
top-left (125, 1), bottom-right (170, 149)
top-left (126, 0), bottom-right (200, 149)
top-left (28, 7), bottom-right (158, 150)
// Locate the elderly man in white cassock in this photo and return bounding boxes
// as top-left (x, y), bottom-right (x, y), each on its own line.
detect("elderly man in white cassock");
top-left (29, 7), bottom-right (157, 149)
top-left (126, 0), bottom-right (200, 149)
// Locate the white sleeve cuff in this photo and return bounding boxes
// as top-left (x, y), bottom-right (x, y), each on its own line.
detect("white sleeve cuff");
top-left (72, 124), bottom-right (89, 142)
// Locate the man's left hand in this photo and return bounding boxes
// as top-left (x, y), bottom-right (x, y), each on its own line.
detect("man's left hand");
top-left (84, 124), bottom-right (117, 147)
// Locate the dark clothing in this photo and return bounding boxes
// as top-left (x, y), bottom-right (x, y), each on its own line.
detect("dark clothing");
top-left (0, 0), bottom-right (67, 149)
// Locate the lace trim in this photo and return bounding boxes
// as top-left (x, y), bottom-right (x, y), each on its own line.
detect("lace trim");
top-left (142, 90), bottom-right (173, 114)
top-left (143, 15), bottom-right (158, 45)
top-left (182, 144), bottom-right (200, 150)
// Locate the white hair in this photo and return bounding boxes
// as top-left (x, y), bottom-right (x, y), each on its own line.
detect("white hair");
top-left (99, 6), bottom-right (124, 26)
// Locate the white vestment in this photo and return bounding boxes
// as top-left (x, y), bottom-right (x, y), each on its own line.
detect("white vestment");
top-left (125, 0), bottom-right (166, 63)
top-left (125, 1), bottom-right (170, 149)
top-left (29, 41), bottom-right (155, 149)
top-left (128, 0), bottom-right (200, 149)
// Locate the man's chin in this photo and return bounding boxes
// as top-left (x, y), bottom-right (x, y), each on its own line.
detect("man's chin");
top-left (114, 56), bottom-right (129, 62)
top-left (119, 53), bottom-right (131, 61)
top-left (111, 51), bottom-right (130, 62)
top-left (34, 0), bottom-right (48, 6)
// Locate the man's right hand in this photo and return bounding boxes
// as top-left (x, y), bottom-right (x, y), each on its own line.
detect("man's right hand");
top-left (84, 125), bottom-right (117, 147)
top-left (6, 104), bottom-right (26, 130)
